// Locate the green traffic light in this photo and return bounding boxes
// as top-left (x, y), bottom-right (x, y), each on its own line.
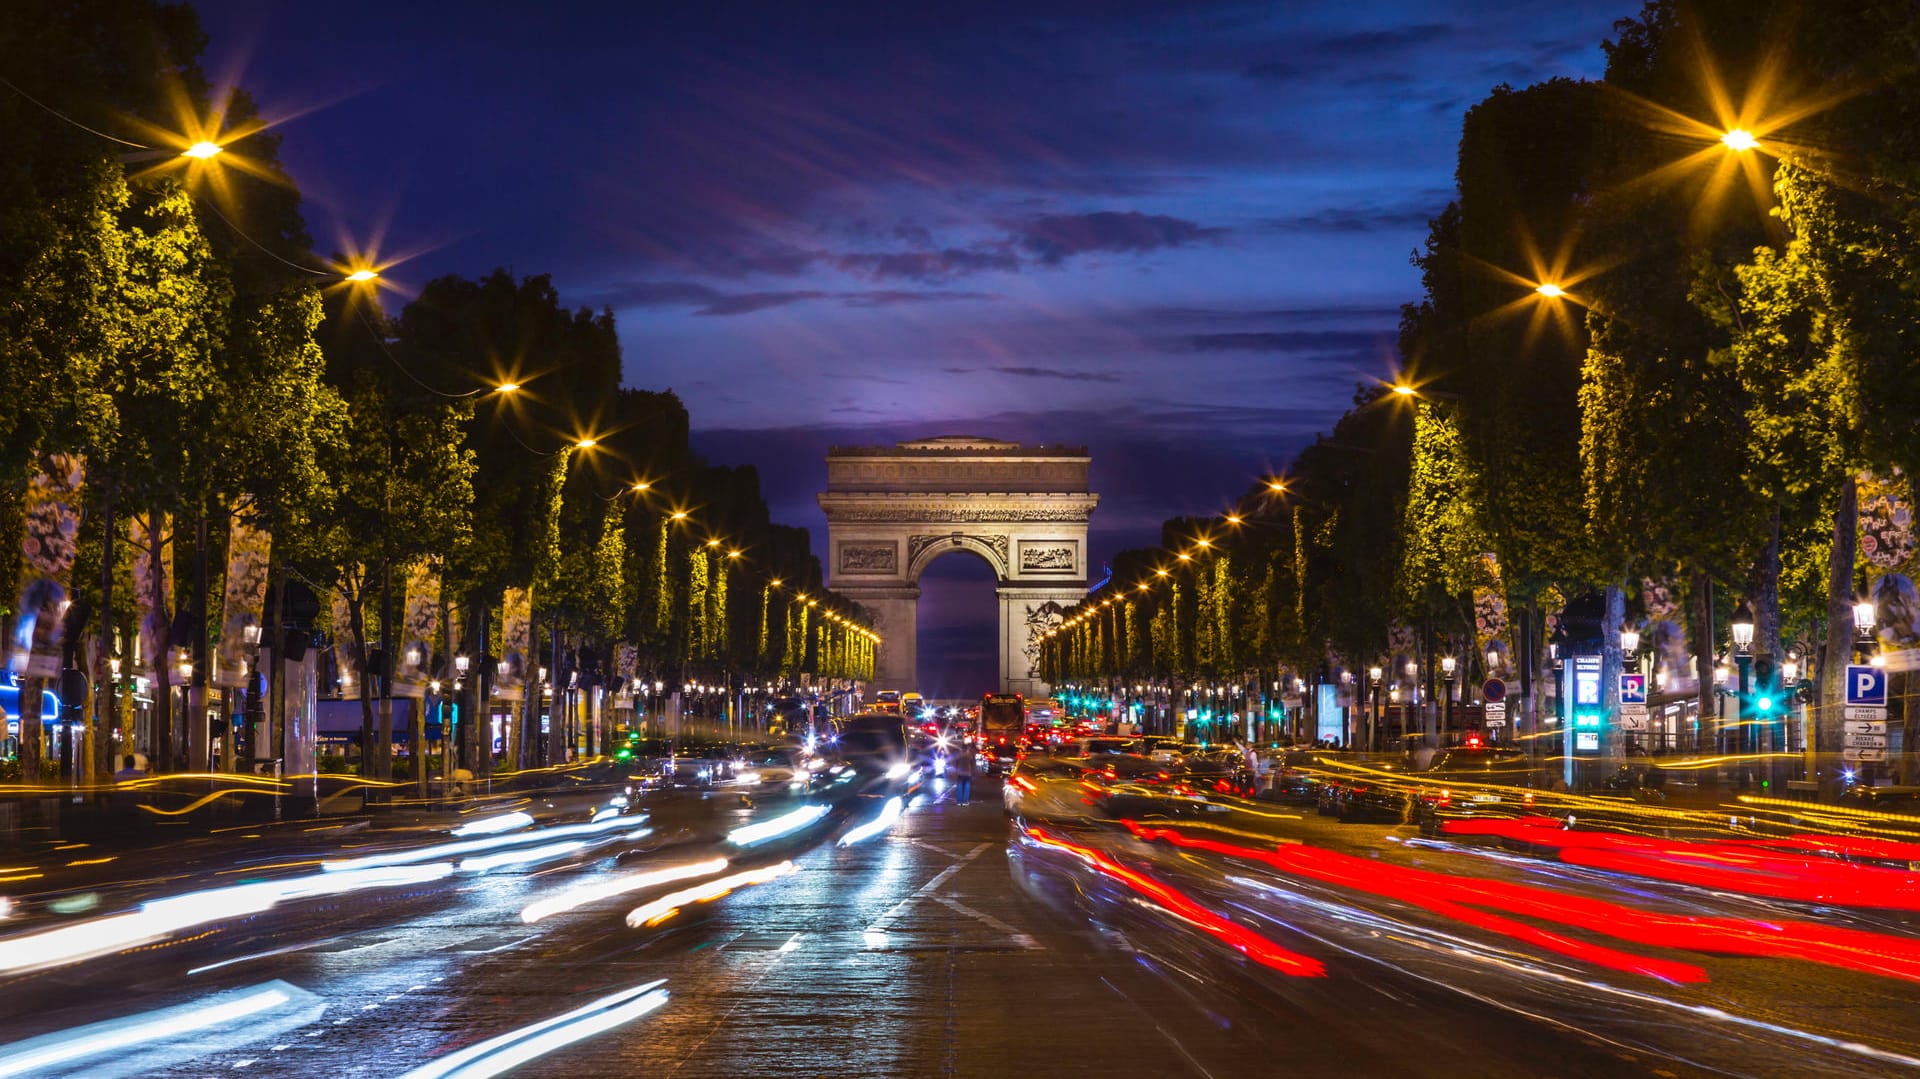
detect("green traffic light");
top-left (1755, 695), bottom-right (1774, 714)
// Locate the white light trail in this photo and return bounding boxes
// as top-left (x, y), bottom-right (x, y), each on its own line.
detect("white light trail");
top-left (451, 811), bottom-right (535, 837)
top-left (521, 858), bottom-right (729, 924)
top-left (0, 864), bottom-right (452, 976)
top-left (838, 797), bottom-right (904, 846)
top-left (324, 812), bottom-right (647, 872)
top-left (625, 862), bottom-right (797, 928)
top-left (398, 980), bottom-right (669, 1079)
top-left (0, 981), bottom-right (320, 1079)
top-left (727, 805), bottom-right (828, 847)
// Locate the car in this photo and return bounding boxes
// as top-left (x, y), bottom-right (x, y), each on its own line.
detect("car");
top-left (1318, 760), bottom-right (1416, 822)
top-left (1837, 784), bottom-right (1920, 811)
top-left (1412, 748), bottom-right (1558, 834)
top-left (732, 747), bottom-right (810, 793)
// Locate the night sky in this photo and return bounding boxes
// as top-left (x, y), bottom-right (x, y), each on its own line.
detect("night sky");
top-left (193, 0), bottom-right (1628, 692)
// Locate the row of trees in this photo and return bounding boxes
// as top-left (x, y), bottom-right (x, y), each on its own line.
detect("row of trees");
top-left (1043, 0), bottom-right (1920, 781)
top-left (0, 1), bottom-right (871, 784)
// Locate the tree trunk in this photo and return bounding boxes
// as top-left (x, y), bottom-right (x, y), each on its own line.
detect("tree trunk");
top-left (348, 586), bottom-right (375, 780)
top-left (512, 600), bottom-right (534, 772)
top-left (1690, 567), bottom-right (1715, 758)
top-left (1602, 585), bottom-right (1625, 777)
top-left (1819, 475), bottom-right (1859, 796)
top-left (188, 509), bottom-right (211, 772)
top-left (548, 626), bottom-right (563, 766)
top-left (18, 676), bottom-right (42, 783)
top-left (95, 488), bottom-right (117, 780)
top-left (1756, 506), bottom-right (1784, 664)
top-left (267, 561), bottom-right (286, 769)
top-left (150, 508), bottom-right (173, 773)
top-left (377, 555), bottom-right (394, 781)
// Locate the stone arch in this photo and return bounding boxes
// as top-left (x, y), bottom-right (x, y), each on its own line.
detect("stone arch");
top-left (906, 532), bottom-right (1009, 584)
top-left (818, 437), bottom-right (1099, 695)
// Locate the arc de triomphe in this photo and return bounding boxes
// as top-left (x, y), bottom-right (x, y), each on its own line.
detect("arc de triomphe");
top-left (817, 437), bottom-right (1098, 696)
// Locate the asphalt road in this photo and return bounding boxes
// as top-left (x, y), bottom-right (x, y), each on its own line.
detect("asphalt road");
top-left (1, 773), bottom-right (1917, 1077)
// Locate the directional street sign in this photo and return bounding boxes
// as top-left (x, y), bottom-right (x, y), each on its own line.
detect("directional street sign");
top-left (1844, 747), bottom-right (1889, 762)
top-left (1844, 706), bottom-right (1889, 721)
top-left (1845, 665), bottom-right (1888, 707)
top-left (1845, 720), bottom-right (1889, 736)
top-left (1846, 733), bottom-right (1889, 750)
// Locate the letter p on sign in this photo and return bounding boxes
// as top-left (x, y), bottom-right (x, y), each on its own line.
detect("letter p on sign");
top-left (1846, 665), bottom-right (1887, 707)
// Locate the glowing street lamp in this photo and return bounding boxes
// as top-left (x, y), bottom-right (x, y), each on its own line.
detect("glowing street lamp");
top-left (1854, 599), bottom-right (1878, 639)
top-left (182, 140), bottom-right (223, 160)
top-left (1392, 384), bottom-right (1418, 398)
top-left (574, 438), bottom-right (597, 450)
top-left (344, 268), bottom-right (379, 283)
top-left (1720, 128), bottom-right (1760, 152)
top-left (1534, 282), bottom-right (1566, 298)
top-left (495, 382), bottom-right (521, 394)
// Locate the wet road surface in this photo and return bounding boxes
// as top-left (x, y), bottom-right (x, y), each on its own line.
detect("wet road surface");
top-left (2, 773), bottom-right (1918, 1077)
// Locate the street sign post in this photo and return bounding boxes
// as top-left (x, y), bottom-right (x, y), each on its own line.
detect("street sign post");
top-left (1843, 670), bottom-right (1891, 760)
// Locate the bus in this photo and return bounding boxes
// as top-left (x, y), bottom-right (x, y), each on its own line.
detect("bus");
top-left (901, 691), bottom-right (925, 719)
top-left (978, 693), bottom-right (1025, 773)
top-left (872, 690), bottom-right (902, 714)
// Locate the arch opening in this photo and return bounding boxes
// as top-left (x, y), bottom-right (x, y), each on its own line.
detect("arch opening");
top-left (915, 548), bottom-right (999, 698)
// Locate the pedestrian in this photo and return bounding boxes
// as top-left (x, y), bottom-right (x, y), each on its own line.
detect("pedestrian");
top-left (113, 754), bottom-right (145, 781)
top-left (948, 740), bottom-right (975, 805)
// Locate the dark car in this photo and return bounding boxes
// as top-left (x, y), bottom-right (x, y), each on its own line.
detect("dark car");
top-left (1837, 784), bottom-right (1920, 811)
top-left (834, 712), bottom-right (919, 794)
top-left (1319, 760), bottom-right (1416, 822)
top-left (1413, 748), bottom-right (1557, 835)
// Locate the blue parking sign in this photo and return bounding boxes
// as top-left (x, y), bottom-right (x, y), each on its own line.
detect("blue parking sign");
top-left (1619, 673), bottom-right (1646, 705)
top-left (1845, 665), bottom-right (1887, 707)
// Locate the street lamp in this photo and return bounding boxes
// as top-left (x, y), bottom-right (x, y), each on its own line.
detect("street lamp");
top-left (455, 653), bottom-right (470, 675)
top-left (1484, 647), bottom-right (1500, 675)
top-left (1730, 602), bottom-right (1755, 654)
top-left (1720, 128), bottom-right (1760, 152)
top-left (1730, 601), bottom-right (1756, 787)
top-left (1367, 665), bottom-right (1383, 751)
top-left (1619, 628), bottom-right (1640, 657)
top-left (1854, 598), bottom-right (1878, 640)
top-left (1440, 655), bottom-right (1457, 745)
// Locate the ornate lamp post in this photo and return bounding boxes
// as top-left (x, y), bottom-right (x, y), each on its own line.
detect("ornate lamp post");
top-left (1440, 654), bottom-right (1457, 746)
top-left (1730, 601), bottom-right (1756, 789)
top-left (1367, 665), bottom-right (1383, 752)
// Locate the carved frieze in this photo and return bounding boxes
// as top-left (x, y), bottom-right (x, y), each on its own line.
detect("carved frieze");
top-left (838, 542), bottom-right (898, 573)
top-left (824, 504), bottom-right (1095, 523)
top-left (1020, 545), bottom-right (1076, 571)
top-left (907, 532), bottom-right (1010, 570)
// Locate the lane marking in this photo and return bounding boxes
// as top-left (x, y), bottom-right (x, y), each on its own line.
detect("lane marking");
top-left (931, 895), bottom-right (1041, 950)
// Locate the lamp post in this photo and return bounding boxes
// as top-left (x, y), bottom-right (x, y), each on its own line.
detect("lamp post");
top-left (1440, 655), bottom-right (1457, 746)
top-left (1367, 665), bottom-right (1383, 753)
top-left (1731, 601), bottom-right (1756, 790)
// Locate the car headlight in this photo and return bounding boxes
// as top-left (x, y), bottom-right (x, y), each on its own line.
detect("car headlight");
top-left (885, 762), bottom-right (910, 780)
top-left (736, 771), bottom-right (762, 785)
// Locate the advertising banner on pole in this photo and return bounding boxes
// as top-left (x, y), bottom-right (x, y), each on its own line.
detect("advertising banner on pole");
top-left (393, 563), bottom-right (439, 699)
top-left (11, 455), bottom-right (85, 678)
top-left (215, 511), bottom-right (271, 689)
top-left (497, 587), bottom-right (531, 703)
top-left (131, 513), bottom-right (172, 677)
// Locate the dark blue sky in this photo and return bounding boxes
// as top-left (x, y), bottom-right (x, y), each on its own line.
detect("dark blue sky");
top-left (194, 0), bottom-right (1629, 690)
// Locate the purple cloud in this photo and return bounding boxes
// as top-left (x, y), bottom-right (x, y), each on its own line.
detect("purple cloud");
top-left (1009, 210), bottom-right (1227, 264)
